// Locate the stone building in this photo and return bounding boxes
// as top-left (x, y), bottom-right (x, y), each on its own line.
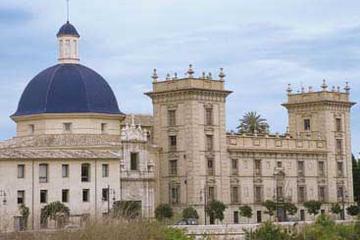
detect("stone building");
top-left (0, 19), bottom-right (356, 231)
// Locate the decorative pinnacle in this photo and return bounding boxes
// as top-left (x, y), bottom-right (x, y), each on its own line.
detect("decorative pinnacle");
top-left (286, 83), bottom-right (292, 94)
top-left (321, 79), bottom-right (328, 91)
top-left (344, 82), bottom-right (351, 93)
top-left (173, 72), bottom-right (178, 80)
top-left (337, 86), bottom-right (340, 92)
top-left (219, 68), bottom-right (226, 80)
top-left (151, 68), bottom-right (158, 82)
top-left (202, 72), bottom-right (206, 79)
top-left (308, 86), bottom-right (313, 92)
top-left (166, 73), bottom-right (171, 80)
top-left (207, 72), bottom-right (212, 80)
top-left (187, 64), bottom-right (195, 78)
top-left (332, 86), bottom-right (335, 92)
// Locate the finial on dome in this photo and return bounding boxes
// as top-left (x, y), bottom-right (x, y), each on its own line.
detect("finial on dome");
top-left (286, 83), bottom-right (292, 94)
top-left (344, 82), bottom-right (351, 93)
top-left (152, 68), bottom-right (158, 82)
top-left (321, 79), bottom-right (328, 91)
top-left (187, 64), bottom-right (194, 78)
top-left (66, 0), bottom-right (70, 22)
top-left (219, 68), bottom-right (226, 80)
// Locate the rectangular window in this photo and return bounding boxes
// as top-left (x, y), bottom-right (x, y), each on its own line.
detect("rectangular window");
top-left (318, 186), bottom-right (326, 202)
top-left (208, 186), bottom-right (215, 201)
top-left (297, 161), bottom-right (305, 177)
top-left (300, 209), bottom-right (305, 221)
top-left (62, 164), bottom-right (69, 178)
top-left (170, 185), bottom-right (180, 204)
top-left (207, 158), bottom-right (214, 176)
top-left (254, 160), bottom-right (262, 176)
top-left (39, 164), bottom-right (48, 183)
top-left (62, 189), bottom-right (69, 203)
top-left (63, 122), bottom-right (72, 133)
top-left (205, 108), bottom-right (213, 125)
top-left (168, 110), bottom-right (176, 126)
top-left (231, 186), bottom-right (239, 203)
top-left (169, 136), bottom-right (177, 151)
top-left (17, 164), bottom-right (25, 178)
top-left (102, 188), bottom-right (109, 201)
top-left (28, 124), bottom-right (35, 135)
top-left (82, 189), bottom-right (90, 202)
top-left (298, 186), bottom-right (306, 203)
top-left (206, 135), bottom-right (213, 151)
top-left (233, 211), bottom-right (239, 224)
top-left (81, 163), bottom-right (91, 182)
top-left (337, 162), bottom-right (344, 177)
top-left (17, 191), bottom-right (25, 204)
top-left (169, 160), bottom-right (177, 175)
top-left (276, 186), bottom-right (283, 199)
top-left (102, 164), bottom-right (109, 177)
top-left (40, 190), bottom-right (48, 204)
top-left (101, 123), bottom-right (107, 134)
top-left (130, 153), bottom-right (139, 171)
top-left (336, 139), bottom-right (343, 154)
top-left (255, 186), bottom-right (262, 203)
top-left (318, 161), bottom-right (325, 177)
top-left (336, 118), bottom-right (342, 132)
top-left (304, 119), bottom-right (311, 131)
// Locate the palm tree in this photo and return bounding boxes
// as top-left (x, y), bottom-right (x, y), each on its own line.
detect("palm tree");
top-left (237, 111), bottom-right (269, 134)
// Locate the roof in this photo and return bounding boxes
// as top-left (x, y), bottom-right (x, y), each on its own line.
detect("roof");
top-left (13, 64), bottom-right (123, 117)
top-left (57, 21), bottom-right (80, 37)
top-left (122, 114), bottom-right (153, 128)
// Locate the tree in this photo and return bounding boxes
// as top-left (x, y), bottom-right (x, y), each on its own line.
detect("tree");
top-left (284, 202), bottom-right (297, 216)
top-left (19, 204), bottom-right (30, 230)
top-left (155, 204), bottom-right (173, 221)
top-left (352, 154), bottom-right (360, 204)
top-left (330, 203), bottom-right (342, 219)
top-left (262, 200), bottom-right (277, 220)
top-left (205, 200), bottom-right (227, 224)
top-left (304, 200), bottom-right (322, 220)
top-left (182, 207), bottom-right (199, 219)
top-left (40, 201), bottom-right (70, 226)
top-left (237, 111), bottom-right (269, 134)
top-left (239, 205), bottom-right (253, 223)
top-left (112, 201), bottom-right (141, 219)
top-left (347, 205), bottom-right (360, 217)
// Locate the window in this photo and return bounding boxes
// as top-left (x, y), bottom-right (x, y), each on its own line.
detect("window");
top-left (102, 164), bottom-right (109, 177)
top-left (40, 190), bottom-right (48, 204)
top-left (300, 209), bottom-right (305, 221)
top-left (336, 139), bottom-right (343, 154)
top-left (62, 189), bottom-right (69, 203)
top-left (277, 161), bottom-right (282, 168)
top-left (65, 40), bottom-right (70, 56)
top-left (297, 161), bottom-right (305, 177)
top-left (254, 160), bottom-right (262, 176)
top-left (276, 186), bottom-right (283, 199)
top-left (39, 164), bottom-right (48, 183)
top-left (169, 160), bottom-right (177, 175)
top-left (169, 136), bottom-right (177, 151)
top-left (298, 186), bottom-right (306, 203)
top-left (337, 162), bottom-right (344, 177)
top-left (82, 189), bottom-right (90, 202)
top-left (170, 185), bottom-right (180, 204)
top-left (207, 158), bottom-right (214, 176)
top-left (318, 161), bottom-right (325, 177)
top-left (205, 108), bottom-right (213, 125)
top-left (208, 186), bottom-right (215, 201)
top-left (233, 211), bottom-right (239, 224)
top-left (73, 40), bottom-right (77, 57)
top-left (255, 186), bottom-right (262, 203)
top-left (102, 188), bottom-right (109, 201)
top-left (318, 186), bottom-right (326, 202)
top-left (28, 124), bottom-right (35, 135)
top-left (336, 118), bottom-right (342, 132)
top-left (101, 123), bottom-right (107, 134)
top-left (206, 135), bottom-right (213, 151)
top-left (17, 165), bottom-right (25, 178)
top-left (63, 122), bottom-right (72, 133)
top-left (81, 163), bottom-right (90, 182)
top-left (168, 110), bottom-right (176, 126)
top-left (17, 191), bottom-right (25, 204)
top-left (304, 119), bottom-right (311, 131)
top-left (232, 159), bottom-right (238, 170)
top-left (130, 153), bottom-right (139, 171)
top-left (231, 186), bottom-right (239, 203)
top-left (62, 164), bottom-right (69, 178)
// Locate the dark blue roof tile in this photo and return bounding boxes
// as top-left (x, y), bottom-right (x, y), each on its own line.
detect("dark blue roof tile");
top-left (57, 21), bottom-right (80, 37)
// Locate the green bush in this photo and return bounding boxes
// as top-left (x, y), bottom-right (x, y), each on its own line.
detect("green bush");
top-left (182, 207), bottom-right (199, 219)
top-left (245, 221), bottom-right (295, 240)
top-left (205, 200), bottom-right (227, 223)
top-left (155, 204), bottom-right (173, 221)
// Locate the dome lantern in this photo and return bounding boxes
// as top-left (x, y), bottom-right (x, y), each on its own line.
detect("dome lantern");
top-left (57, 21), bottom-right (80, 64)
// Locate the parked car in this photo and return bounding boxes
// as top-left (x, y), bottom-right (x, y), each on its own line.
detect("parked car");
top-left (175, 218), bottom-right (199, 225)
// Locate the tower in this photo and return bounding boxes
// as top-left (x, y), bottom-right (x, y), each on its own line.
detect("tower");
top-left (283, 82), bottom-right (356, 211)
top-left (146, 66), bottom-right (231, 223)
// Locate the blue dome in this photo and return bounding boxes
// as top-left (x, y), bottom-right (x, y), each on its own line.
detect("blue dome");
top-left (57, 21), bottom-right (80, 37)
top-left (13, 64), bottom-right (123, 116)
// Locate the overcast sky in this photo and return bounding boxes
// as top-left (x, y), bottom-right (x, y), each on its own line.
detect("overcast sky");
top-left (0, 0), bottom-right (359, 155)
